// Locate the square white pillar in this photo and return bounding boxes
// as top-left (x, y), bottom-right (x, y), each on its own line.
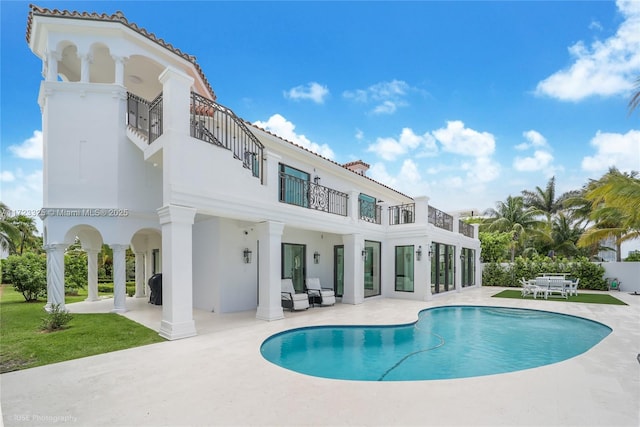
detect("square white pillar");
top-left (256, 221), bottom-right (285, 321)
top-left (158, 205), bottom-right (197, 340)
top-left (341, 234), bottom-right (364, 305)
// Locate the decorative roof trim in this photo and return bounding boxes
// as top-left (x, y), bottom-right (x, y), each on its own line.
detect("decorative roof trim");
top-left (26, 4), bottom-right (216, 100)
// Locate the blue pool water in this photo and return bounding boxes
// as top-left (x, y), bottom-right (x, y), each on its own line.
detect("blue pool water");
top-left (260, 306), bottom-right (611, 381)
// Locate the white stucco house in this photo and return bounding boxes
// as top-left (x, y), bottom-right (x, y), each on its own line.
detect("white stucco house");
top-left (27, 5), bottom-right (481, 340)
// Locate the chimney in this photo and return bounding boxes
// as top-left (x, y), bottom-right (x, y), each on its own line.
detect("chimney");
top-left (343, 160), bottom-right (370, 176)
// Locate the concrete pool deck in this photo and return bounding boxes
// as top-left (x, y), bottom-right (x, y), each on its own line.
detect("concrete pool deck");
top-left (1, 286), bottom-right (639, 426)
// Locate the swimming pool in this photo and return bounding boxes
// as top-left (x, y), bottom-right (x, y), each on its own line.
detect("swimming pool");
top-left (260, 305), bottom-right (611, 381)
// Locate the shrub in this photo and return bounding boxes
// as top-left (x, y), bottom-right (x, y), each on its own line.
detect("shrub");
top-left (3, 253), bottom-right (47, 301)
top-left (483, 256), bottom-right (607, 290)
top-left (482, 262), bottom-right (513, 287)
top-left (65, 253), bottom-right (88, 295)
top-left (40, 303), bottom-right (73, 332)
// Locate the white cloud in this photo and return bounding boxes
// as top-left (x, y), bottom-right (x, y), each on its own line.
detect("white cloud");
top-left (367, 128), bottom-right (437, 161)
top-left (535, 0), bottom-right (640, 101)
top-left (0, 171), bottom-right (15, 182)
top-left (0, 168), bottom-right (44, 231)
top-left (432, 120), bottom-right (495, 157)
top-left (581, 129), bottom-right (640, 172)
top-left (253, 114), bottom-right (335, 159)
top-left (355, 129), bottom-right (364, 140)
top-left (284, 82), bottom-right (329, 104)
top-left (368, 159), bottom-right (430, 197)
top-left (343, 80), bottom-right (411, 115)
top-left (513, 150), bottom-right (555, 172)
top-left (8, 130), bottom-right (43, 160)
top-left (465, 157), bottom-right (501, 183)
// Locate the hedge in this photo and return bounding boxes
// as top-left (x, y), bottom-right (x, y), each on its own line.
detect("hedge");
top-left (482, 255), bottom-right (607, 290)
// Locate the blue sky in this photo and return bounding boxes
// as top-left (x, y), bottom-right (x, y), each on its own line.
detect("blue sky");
top-left (1, 1), bottom-right (639, 226)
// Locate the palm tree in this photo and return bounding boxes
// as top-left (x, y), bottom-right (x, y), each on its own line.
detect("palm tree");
top-left (629, 76), bottom-right (640, 115)
top-left (550, 212), bottom-right (585, 258)
top-left (577, 168), bottom-right (640, 261)
top-left (0, 202), bottom-right (19, 253)
top-left (522, 176), bottom-right (578, 224)
top-left (483, 195), bottom-right (544, 261)
top-left (6, 214), bottom-right (38, 255)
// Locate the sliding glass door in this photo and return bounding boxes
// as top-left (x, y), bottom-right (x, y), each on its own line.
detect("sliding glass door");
top-left (431, 242), bottom-right (455, 294)
top-left (282, 243), bottom-right (306, 292)
top-left (364, 240), bottom-right (381, 297)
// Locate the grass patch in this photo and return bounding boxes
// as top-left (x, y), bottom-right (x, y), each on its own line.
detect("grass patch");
top-left (0, 285), bottom-right (165, 373)
top-left (492, 289), bottom-right (627, 305)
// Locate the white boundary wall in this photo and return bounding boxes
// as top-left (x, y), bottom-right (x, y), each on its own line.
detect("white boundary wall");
top-left (597, 262), bottom-right (640, 293)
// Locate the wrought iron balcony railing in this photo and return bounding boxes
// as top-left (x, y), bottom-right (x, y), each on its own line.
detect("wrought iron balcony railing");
top-left (190, 92), bottom-right (263, 180)
top-left (127, 92), bottom-right (163, 143)
top-left (428, 205), bottom-right (453, 231)
top-left (459, 220), bottom-right (475, 238)
top-left (279, 172), bottom-right (348, 216)
top-left (359, 199), bottom-right (382, 224)
top-left (389, 203), bottom-right (415, 225)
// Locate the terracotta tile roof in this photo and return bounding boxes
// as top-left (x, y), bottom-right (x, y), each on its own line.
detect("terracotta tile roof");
top-left (248, 121), bottom-right (413, 200)
top-left (26, 4), bottom-right (216, 100)
top-left (343, 160), bottom-right (370, 169)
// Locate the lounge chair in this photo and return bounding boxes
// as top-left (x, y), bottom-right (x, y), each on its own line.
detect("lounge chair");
top-left (305, 277), bottom-right (336, 306)
top-left (281, 279), bottom-right (309, 311)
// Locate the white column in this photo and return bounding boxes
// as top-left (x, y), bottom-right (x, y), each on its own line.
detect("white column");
top-left (46, 51), bottom-right (61, 82)
top-left (456, 245), bottom-right (463, 293)
top-left (80, 53), bottom-right (93, 83)
top-left (85, 249), bottom-right (100, 301)
top-left (44, 244), bottom-right (66, 311)
top-left (111, 244), bottom-right (128, 313)
top-left (342, 234), bottom-right (364, 305)
top-left (158, 205), bottom-right (197, 340)
top-left (145, 249), bottom-right (154, 295)
top-left (134, 252), bottom-right (146, 298)
top-left (256, 221), bottom-right (285, 321)
top-left (112, 55), bottom-right (126, 86)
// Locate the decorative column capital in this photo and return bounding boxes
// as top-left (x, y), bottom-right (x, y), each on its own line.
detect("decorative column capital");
top-left (157, 205), bottom-right (196, 226)
top-left (44, 243), bottom-right (67, 252)
top-left (110, 243), bottom-right (129, 253)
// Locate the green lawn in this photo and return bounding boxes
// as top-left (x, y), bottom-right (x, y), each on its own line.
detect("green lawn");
top-left (0, 285), bottom-right (165, 373)
top-left (492, 289), bottom-right (627, 305)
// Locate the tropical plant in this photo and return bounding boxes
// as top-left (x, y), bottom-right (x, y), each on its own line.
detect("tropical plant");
top-left (577, 168), bottom-right (640, 261)
top-left (0, 202), bottom-right (19, 254)
top-left (40, 304), bottom-right (73, 332)
top-left (6, 214), bottom-right (39, 255)
top-left (629, 76), bottom-right (640, 115)
top-left (521, 176), bottom-right (570, 223)
top-left (482, 196), bottom-right (544, 261)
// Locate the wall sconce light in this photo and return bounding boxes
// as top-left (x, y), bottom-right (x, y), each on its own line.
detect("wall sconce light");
top-left (362, 249), bottom-right (368, 261)
top-left (314, 251), bottom-right (320, 264)
top-left (243, 248), bottom-right (252, 264)
top-left (460, 252), bottom-right (465, 261)
top-left (416, 246), bottom-right (422, 261)
top-left (314, 175), bottom-right (321, 185)
top-left (428, 248), bottom-right (433, 258)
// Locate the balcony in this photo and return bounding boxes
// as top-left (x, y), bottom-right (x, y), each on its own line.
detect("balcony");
top-left (459, 220), bottom-right (475, 238)
top-left (127, 92), bottom-right (163, 143)
top-left (389, 203), bottom-right (415, 225)
top-left (359, 199), bottom-right (382, 224)
top-left (279, 172), bottom-right (348, 216)
top-left (428, 205), bottom-right (453, 231)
